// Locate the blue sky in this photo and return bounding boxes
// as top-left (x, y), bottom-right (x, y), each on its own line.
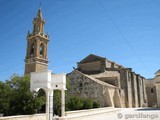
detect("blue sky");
top-left (0, 0), bottom-right (160, 81)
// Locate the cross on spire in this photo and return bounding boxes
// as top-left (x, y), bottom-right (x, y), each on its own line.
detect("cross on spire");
top-left (39, 2), bottom-right (41, 9)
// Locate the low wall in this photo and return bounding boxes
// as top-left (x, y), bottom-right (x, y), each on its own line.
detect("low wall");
top-left (62, 107), bottom-right (121, 120)
top-left (0, 108), bottom-right (121, 120)
top-left (0, 114), bottom-right (46, 120)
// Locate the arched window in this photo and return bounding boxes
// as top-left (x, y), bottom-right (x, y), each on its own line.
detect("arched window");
top-left (40, 43), bottom-right (44, 55)
top-left (30, 42), bottom-right (35, 55)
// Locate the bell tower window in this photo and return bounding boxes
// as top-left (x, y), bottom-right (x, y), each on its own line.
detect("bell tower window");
top-left (40, 43), bottom-right (44, 55)
top-left (31, 42), bottom-right (35, 55)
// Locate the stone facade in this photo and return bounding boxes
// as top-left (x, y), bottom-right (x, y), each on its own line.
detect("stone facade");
top-left (68, 54), bottom-right (148, 108)
top-left (145, 70), bottom-right (160, 107)
top-left (68, 70), bottom-right (122, 107)
top-left (24, 8), bottom-right (49, 74)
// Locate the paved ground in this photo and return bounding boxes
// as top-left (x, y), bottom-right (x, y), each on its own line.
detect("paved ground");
top-left (63, 108), bottom-right (160, 120)
top-left (116, 108), bottom-right (160, 120)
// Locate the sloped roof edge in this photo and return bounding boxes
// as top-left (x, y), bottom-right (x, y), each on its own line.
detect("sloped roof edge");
top-left (73, 70), bottom-right (118, 89)
top-left (79, 54), bottom-right (106, 64)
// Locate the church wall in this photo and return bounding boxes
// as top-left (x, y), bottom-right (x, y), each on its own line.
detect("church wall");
top-left (68, 70), bottom-right (115, 107)
top-left (119, 69), bottom-right (127, 107)
top-left (145, 79), bottom-right (157, 107)
top-left (25, 63), bottom-right (36, 74)
top-left (142, 78), bottom-right (148, 107)
top-left (136, 75), bottom-right (141, 107)
top-left (68, 54), bottom-right (148, 108)
top-left (78, 61), bottom-right (102, 73)
top-left (96, 77), bottom-right (119, 87)
top-left (138, 76), bottom-right (142, 107)
top-left (136, 75), bottom-right (147, 107)
top-left (105, 60), bottom-right (112, 68)
top-left (131, 73), bottom-right (139, 107)
top-left (126, 71), bottom-right (133, 107)
top-left (155, 84), bottom-right (160, 107)
top-left (114, 64), bottom-right (120, 68)
top-left (155, 75), bottom-right (160, 107)
top-left (35, 63), bottom-right (48, 72)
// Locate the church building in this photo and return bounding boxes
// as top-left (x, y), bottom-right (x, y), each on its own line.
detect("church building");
top-left (145, 70), bottom-right (160, 107)
top-left (68, 54), bottom-right (148, 108)
top-left (24, 8), bottom-right (160, 109)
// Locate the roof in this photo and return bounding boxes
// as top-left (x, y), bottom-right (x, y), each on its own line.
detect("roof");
top-left (155, 69), bottom-right (160, 74)
top-left (37, 8), bottom-right (43, 18)
top-left (72, 70), bottom-right (118, 89)
top-left (78, 54), bottom-right (106, 64)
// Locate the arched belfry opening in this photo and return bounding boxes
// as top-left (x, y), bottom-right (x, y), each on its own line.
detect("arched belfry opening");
top-left (24, 8), bottom-right (49, 74)
top-left (30, 42), bottom-right (35, 55)
top-left (40, 43), bottom-right (44, 56)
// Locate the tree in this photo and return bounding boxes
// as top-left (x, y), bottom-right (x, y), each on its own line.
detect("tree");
top-left (53, 90), bottom-right (61, 116)
top-left (0, 75), bottom-right (45, 116)
top-left (66, 96), bottom-right (100, 111)
top-left (0, 75), bottom-right (100, 116)
top-left (66, 96), bottom-right (83, 110)
top-left (53, 77), bottom-right (100, 116)
top-left (0, 81), bottom-right (11, 115)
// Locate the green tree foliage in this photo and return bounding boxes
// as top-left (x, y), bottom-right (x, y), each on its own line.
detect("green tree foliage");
top-left (53, 77), bottom-right (100, 116)
top-left (53, 90), bottom-right (61, 116)
top-left (66, 96), bottom-right (84, 110)
top-left (0, 75), bottom-right (45, 116)
top-left (0, 81), bottom-right (11, 115)
top-left (66, 96), bottom-right (100, 111)
top-left (0, 75), bottom-right (100, 117)
top-left (53, 77), bottom-right (71, 116)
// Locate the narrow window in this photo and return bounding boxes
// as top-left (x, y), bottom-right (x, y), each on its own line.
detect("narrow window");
top-left (40, 43), bottom-right (44, 55)
top-left (151, 88), bottom-right (154, 93)
top-left (79, 83), bottom-right (83, 87)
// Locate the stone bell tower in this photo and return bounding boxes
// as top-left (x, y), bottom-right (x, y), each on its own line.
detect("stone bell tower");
top-left (24, 8), bottom-right (49, 74)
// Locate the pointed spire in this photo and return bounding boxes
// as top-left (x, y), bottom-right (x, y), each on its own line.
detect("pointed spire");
top-left (37, 7), bottom-right (42, 18)
top-left (32, 6), bottom-right (45, 34)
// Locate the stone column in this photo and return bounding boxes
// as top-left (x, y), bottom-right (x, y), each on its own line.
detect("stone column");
top-left (61, 90), bottom-right (65, 116)
top-left (132, 73), bottom-right (138, 107)
top-left (108, 88), bottom-right (115, 107)
top-left (46, 89), bottom-right (53, 120)
top-left (35, 39), bottom-right (39, 57)
top-left (44, 43), bottom-right (47, 59)
top-left (26, 41), bottom-right (30, 58)
top-left (125, 69), bottom-right (132, 107)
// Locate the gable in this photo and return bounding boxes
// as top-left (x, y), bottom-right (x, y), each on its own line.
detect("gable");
top-left (79, 54), bottom-right (106, 64)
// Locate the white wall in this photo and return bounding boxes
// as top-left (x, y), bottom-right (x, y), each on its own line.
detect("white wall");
top-left (0, 114), bottom-right (46, 120)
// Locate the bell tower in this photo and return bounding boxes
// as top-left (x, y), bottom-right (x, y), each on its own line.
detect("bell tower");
top-left (24, 8), bottom-right (49, 74)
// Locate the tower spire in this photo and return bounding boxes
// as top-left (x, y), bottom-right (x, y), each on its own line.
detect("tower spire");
top-left (37, 7), bottom-right (42, 18)
top-left (32, 7), bottom-right (45, 34)
top-left (39, 2), bottom-right (41, 8)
